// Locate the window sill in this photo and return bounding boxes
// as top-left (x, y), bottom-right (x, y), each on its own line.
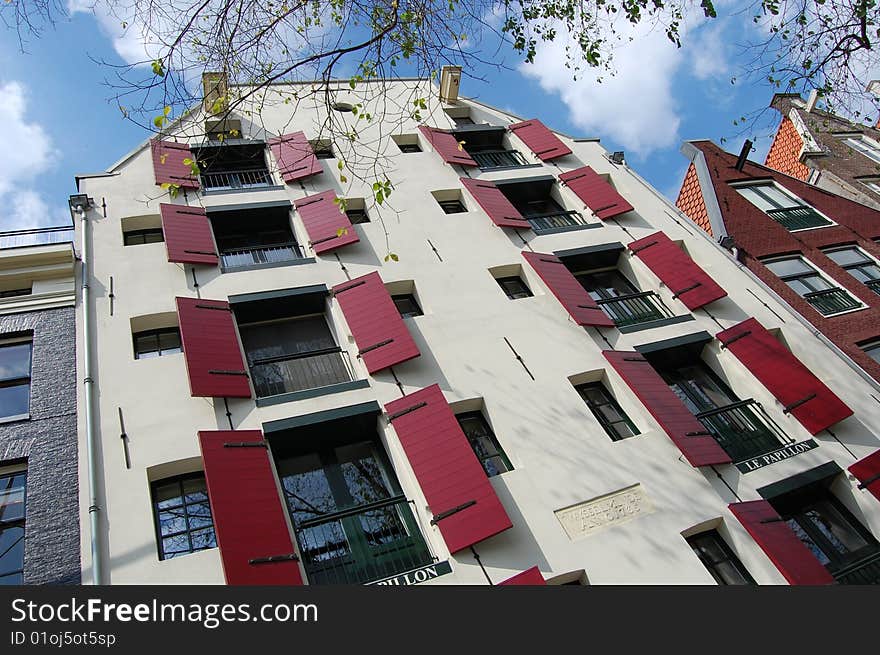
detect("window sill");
top-left (814, 305), bottom-right (868, 318)
top-left (221, 257), bottom-right (315, 274)
top-left (201, 185), bottom-right (285, 196)
top-left (616, 314), bottom-right (695, 334)
top-left (0, 413), bottom-right (30, 426)
top-left (531, 222), bottom-right (603, 236)
top-left (787, 223), bottom-right (836, 233)
top-left (255, 378), bottom-right (370, 407)
top-left (479, 163), bottom-right (544, 173)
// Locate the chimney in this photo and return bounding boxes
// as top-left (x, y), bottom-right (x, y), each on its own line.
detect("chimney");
top-left (734, 139), bottom-right (752, 172)
top-left (203, 72), bottom-right (229, 115)
top-left (439, 66), bottom-right (462, 103)
top-left (867, 80), bottom-right (880, 128)
top-left (804, 89), bottom-right (819, 113)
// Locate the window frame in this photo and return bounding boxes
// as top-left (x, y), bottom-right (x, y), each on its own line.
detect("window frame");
top-left (859, 338), bottom-right (880, 365)
top-left (454, 410), bottom-right (513, 478)
top-left (762, 254), bottom-right (864, 316)
top-left (732, 181), bottom-right (835, 231)
top-left (821, 244), bottom-right (880, 290)
top-left (496, 275), bottom-right (533, 300)
top-left (150, 472), bottom-right (217, 562)
top-left (0, 337), bottom-right (32, 422)
top-left (390, 294), bottom-right (423, 319)
top-left (0, 465), bottom-right (26, 585)
top-left (309, 139), bottom-right (335, 160)
top-left (123, 228), bottom-right (165, 246)
top-left (840, 133), bottom-right (880, 164)
top-left (438, 198), bottom-right (466, 214)
top-left (345, 208), bottom-right (370, 225)
top-left (132, 327), bottom-right (183, 360)
top-left (574, 381), bottom-right (640, 442)
top-left (686, 530), bottom-right (755, 585)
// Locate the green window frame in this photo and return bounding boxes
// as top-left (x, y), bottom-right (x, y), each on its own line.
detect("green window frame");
top-left (455, 411), bottom-right (513, 477)
top-left (686, 530), bottom-right (754, 585)
top-left (151, 473), bottom-right (217, 561)
top-left (575, 382), bottom-right (639, 441)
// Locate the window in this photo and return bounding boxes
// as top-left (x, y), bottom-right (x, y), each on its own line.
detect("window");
top-left (345, 208), bottom-right (369, 225)
top-left (574, 268), bottom-right (671, 327)
top-left (843, 135), bottom-right (880, 164)
top-left (575, 382), bottom-right (639, 441)
top-left (496, 178), bottom-right (589, 233)
top-left (455, 411), bottom-right (512, 477)
top-left (496, 276), bottom-right (532, 300)
top-left (151, 473), bottom-right (216, 561)
top-left (210, 205), bottom-right (304, 270)
top-left (123, 228), bottom-right (164, 246)
top-left (392, 134), bottom-right (421, 153)
top-left (0, 468), bottom-right (26, 584)
top-left (133, 328), bottom-right (182, 359)
top-left (432, 189), bottom-right (467, 214)
top-left (860, 339), bottom-right (880, 364)
top-left (686, 531), bottom-right (754, 585)
top-left (764, 256), bottom-right (861, 315)
top-left (0, 289), bottom-right (30, 299)
top-left (452, 115), bottom-right (474, 126)
top-left (0, 340), bottom-right (31, 421)
top-left (735, 183), bottom-right (832, 230)
top-left (310, 139), bottom-right (334, 159)
top-left (823, 245), bottom-right (880, 294)
top-left (195, 143), bottom-right (272, 191)
top-left (439, 199), bottom-right (466, 214)
top-left (391, 294), bottom-right (422, 318)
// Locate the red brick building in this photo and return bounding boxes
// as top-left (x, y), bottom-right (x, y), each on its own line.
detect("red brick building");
top-left (677, 139), bottom-right (880, 383)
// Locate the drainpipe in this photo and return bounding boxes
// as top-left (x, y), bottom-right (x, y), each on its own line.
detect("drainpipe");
top-left (69, 194), bottom-right (106, 585)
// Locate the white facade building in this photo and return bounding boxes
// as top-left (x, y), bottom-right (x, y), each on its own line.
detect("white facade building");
top-left (74, 77), bottom-right (880, 586)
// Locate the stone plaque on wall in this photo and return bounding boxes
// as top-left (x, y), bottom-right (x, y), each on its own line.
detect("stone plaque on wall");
top-left (555, 484), bottom-right (653, 540)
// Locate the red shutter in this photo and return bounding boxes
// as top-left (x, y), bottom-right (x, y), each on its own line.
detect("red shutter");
top-left (294, 190), bottom-right (359, 254)
top-left (716, 318), bottom-right (853, 434)
top-left (151, 139), bottom-right (200, 189)
top-left (508, 119), bottom-right (571, 161)
top-left (728, 500), bottom-right (835, 585)
top-left (199, 430), bottom-right (303, 586)
top-left (499, 566), bottom-right (546, 585)
top-left (176, 296), bottom-right (252, 398)
top-left (460, 177), bottom-right (531, 229)
top-left (159, 203), bottom-right (218, 265)
top-left (628, 231), bottom-right (727, 310)
top-left (418, 126), bottom-right (477, 167)
top-left (385, 384), bottom-right (513, 553)
top-left (603, 350), bottom-right (731, 466)
top-left (332, 272), bottom-right (420, 373)
top-left (521, 251), bottom-right (614, 327)
top-left (559, 166), bottom-right (632, 220)
top-left (268, 131), bottom-right (321, 183)
top-left (849, 450), bottom-right (880, 501)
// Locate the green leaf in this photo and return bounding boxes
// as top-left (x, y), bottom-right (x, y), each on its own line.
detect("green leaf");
top-left (163, 105), bottom-right (171, 117)
top-left (339, 175), bottom-right (347, 183)
top-left (151, 60), bottom-right (165, 77)
top-left (336, 227), bottom-right (349, 237)
top-left (389, 253), bottom-right (399, 262)
top-left (337, 160), bottom-right (344, 170)
top-left (153, 115), bottom-right (165, 128)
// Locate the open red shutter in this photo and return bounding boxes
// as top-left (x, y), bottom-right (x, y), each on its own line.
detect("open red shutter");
top-left (385, 384), bottom-right (513, 553)
top-left (559, 166), bottom-right (632, 220)
top-left (418, 126), bottom-right (477, 167)
top-left (499, 566), bottom-right (546, 585)
top-left (159, 203), bottom-right (218, 265)
top-left (716, 318), bottom-right (852, 434)
top-left (151, 139), bottom-right (200, 189)
top-left (199, 430), bottom-right (303, 586)
top-left (849, 450), bottom-right (880, 501)
top-left (332, 272), bottom-right (420, 373)
top-left (628, 231), bottom-right (727, 310)
top-left (294, 190), bottom-right (359, 254)
top-left (268, 131), bottom-right (321, 183)
top-left (521, 251), bottom-right (614, 327)
top-left (729, 500), bottom-right (835, 585)
top-left (508, 119), bottom-right (571, 161)
top-left (176, 296), bottom-right (251, 398)
top-left (460, 177), bottom-right (530, 229)
top-left (603, 350), bottom-right (731, 466)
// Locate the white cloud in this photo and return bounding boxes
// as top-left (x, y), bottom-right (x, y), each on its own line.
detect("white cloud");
top-left (0, 82), bottom-right (64, 231)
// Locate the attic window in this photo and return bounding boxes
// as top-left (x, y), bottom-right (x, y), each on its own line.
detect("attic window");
top-left (205, 119), bottom-right (242, 141)
top-left (310, 139), bottom-right (334, 159)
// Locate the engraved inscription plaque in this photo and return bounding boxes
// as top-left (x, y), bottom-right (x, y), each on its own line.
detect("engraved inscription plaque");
top-left (555, 484), bottom-right (653, 540)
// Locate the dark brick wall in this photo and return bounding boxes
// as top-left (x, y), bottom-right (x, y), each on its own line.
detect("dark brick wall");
top-left (0, 307), bottom-right (80, 585)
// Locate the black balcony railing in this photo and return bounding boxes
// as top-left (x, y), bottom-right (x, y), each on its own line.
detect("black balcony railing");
top-left (471, 149), bottom-right (530, 169)
top-left (249, 346), bottom-right (354, 398)
top-left (766, 206), bottom-right (832, 230)
top-left (865, 278), bottom-right (880, 296)
top-left (696, 399), bottom-right (791, 463)
top-left (220, 242), bottom-right (305, 270)
top-left (803, 287), bottom-right (861, 315)
top-left (595, 291), bottom-right (673, 327)
top-left (833, 550), bottom-right (880, 585)
top-left (202, 168), bottom-right (273, 190)
top-left (294, 497), bottom-right (435, 585)
top-left (526, 210), bottom-right (591, 233)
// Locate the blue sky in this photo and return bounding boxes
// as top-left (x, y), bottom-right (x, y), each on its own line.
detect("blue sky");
top-left (0, 5), bottom-right (815, 232)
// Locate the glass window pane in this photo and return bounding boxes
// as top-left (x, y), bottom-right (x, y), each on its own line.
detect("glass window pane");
top-left (154, 482), bottom-right (184, 509)
top-left (0, 385), bottom-right (29, 419)
top-left (863, 343), bottom-right (880, 364)
top-left (598, 403), bottom-right (625, 423)
top-left (471, 435), bottom-right (500, 459)
top-left (189, 527), bottom-right (217, 551)
top-left (185, 501), bottom-right (214, 529)
top-left (297, 522), bottom-right (349, 563)
top-left (158, 509), bottom-right (188, 536)
top-left (760, 185), bottom-right (800, 208)
top-left (278, 454), bottom-right (337, 523)
top-left (483, 456), bottom-right (510, 477)
top-left (804, 502), bottom-right (869, 554)
top-left (610, 421), bottom-right (636, 439)
top-left (737, 187), bottom-right (778, 211)
top-left (0, 525), bottom-right (25, 580)
top-left (852, 264), bottom-right (880, 282)
top-left (713, 560), bottom-right (752, 585)
top-left (181, 478), bottom-right (208, 502)
top-left (0, 473), bottom-right (26, 522)
top-left (338, 445), bottom-right (392, 505)
top-left (825, 248), bottom-right (865, 266)
top-left (158, 330), bottom-right (182, 353)
top-left (0, 343), bottom-right (31, 382)
top-left (786, 518), bottom-right (831, 565)
top-left (161, 534), bottom-right (192, 559)
top-left (765, 258), bottom-right (814, 277)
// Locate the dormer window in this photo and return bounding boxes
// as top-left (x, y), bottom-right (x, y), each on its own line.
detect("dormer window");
top-left (841, 134), bottom-right (880, 164)
top-left (735, 182), bottom-right (833, 231)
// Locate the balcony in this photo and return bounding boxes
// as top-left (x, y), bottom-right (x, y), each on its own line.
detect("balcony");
top-left (525, 210), bottom-right (592, 234)
top-left (695, 399), bottom-right (791, 463)
top-left (201, 168), bottom-right (273, 191)
top-left (294, 497), bottom-right (435, 585)
top-left (832, 550), bottom-right (880, 585)
top-left (767, 206), bottom-right (832, 230)
top-left (804, 287), bottom-right (861, 315)
top-left (595, 291), bottom-right (672, 327)
top-left (865, 279), bottom-right (880, 296)
top-left (471, 149), bottom-right (531, 169)
top-left (220, 242), bottom-right (305, 270)
top-left (250, 347), bottom-right (355, 398)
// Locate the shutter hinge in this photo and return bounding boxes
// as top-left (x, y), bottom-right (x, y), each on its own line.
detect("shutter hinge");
top-left (686, 431), bottom-right (712, 437)
top-left (310, 234), bottom-right (340, 246)
top-left (358, 338), bottom-right (394, 356)
top-left (759, 517), bottom-right (785, 524)
top-left (593, 203), bottom-right (617, 213)
top-left (576, 304), bottom-right (599, 310)
top-left (176, 208), bottom-right (206, 216)
top-left (630, 240), bottom-right (658, 254)
top-left (622, 356), bottom-right (647, 362)
top-left (430, 500), bottom-right (477, 525)
top-left (295, 195), bottom-right (326, 209)
top-left (387, 401), bottom-right (428, 422)
top-left (672, 282), bottom-right (702, 299)
top-left (332, 279), bottom-right (367, 296)
top-left (184, 250), bottom-right (218, 256)
top-left (224, 441), bottom-right (267, 448)
top-left (209, 369), bottom-right (249, 376)
top-left (857, 472), bottom-right (880, 490)
top-left (720, 330), bottom-right (751, 349)
top-left (560, 173), bottom-right (586, 184)
top-left (511, 121), bottom-right (531, 130)
top-left (535, 147), bottom-right (555, 155)
top-left (249, 553), bottom-right (299, 565)
top-left (538, 257), bottom-right (562, 264)
top-left (195, 304), bottom-right (231, 311)
top-left (783, 393), bottom-right (817, 414)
